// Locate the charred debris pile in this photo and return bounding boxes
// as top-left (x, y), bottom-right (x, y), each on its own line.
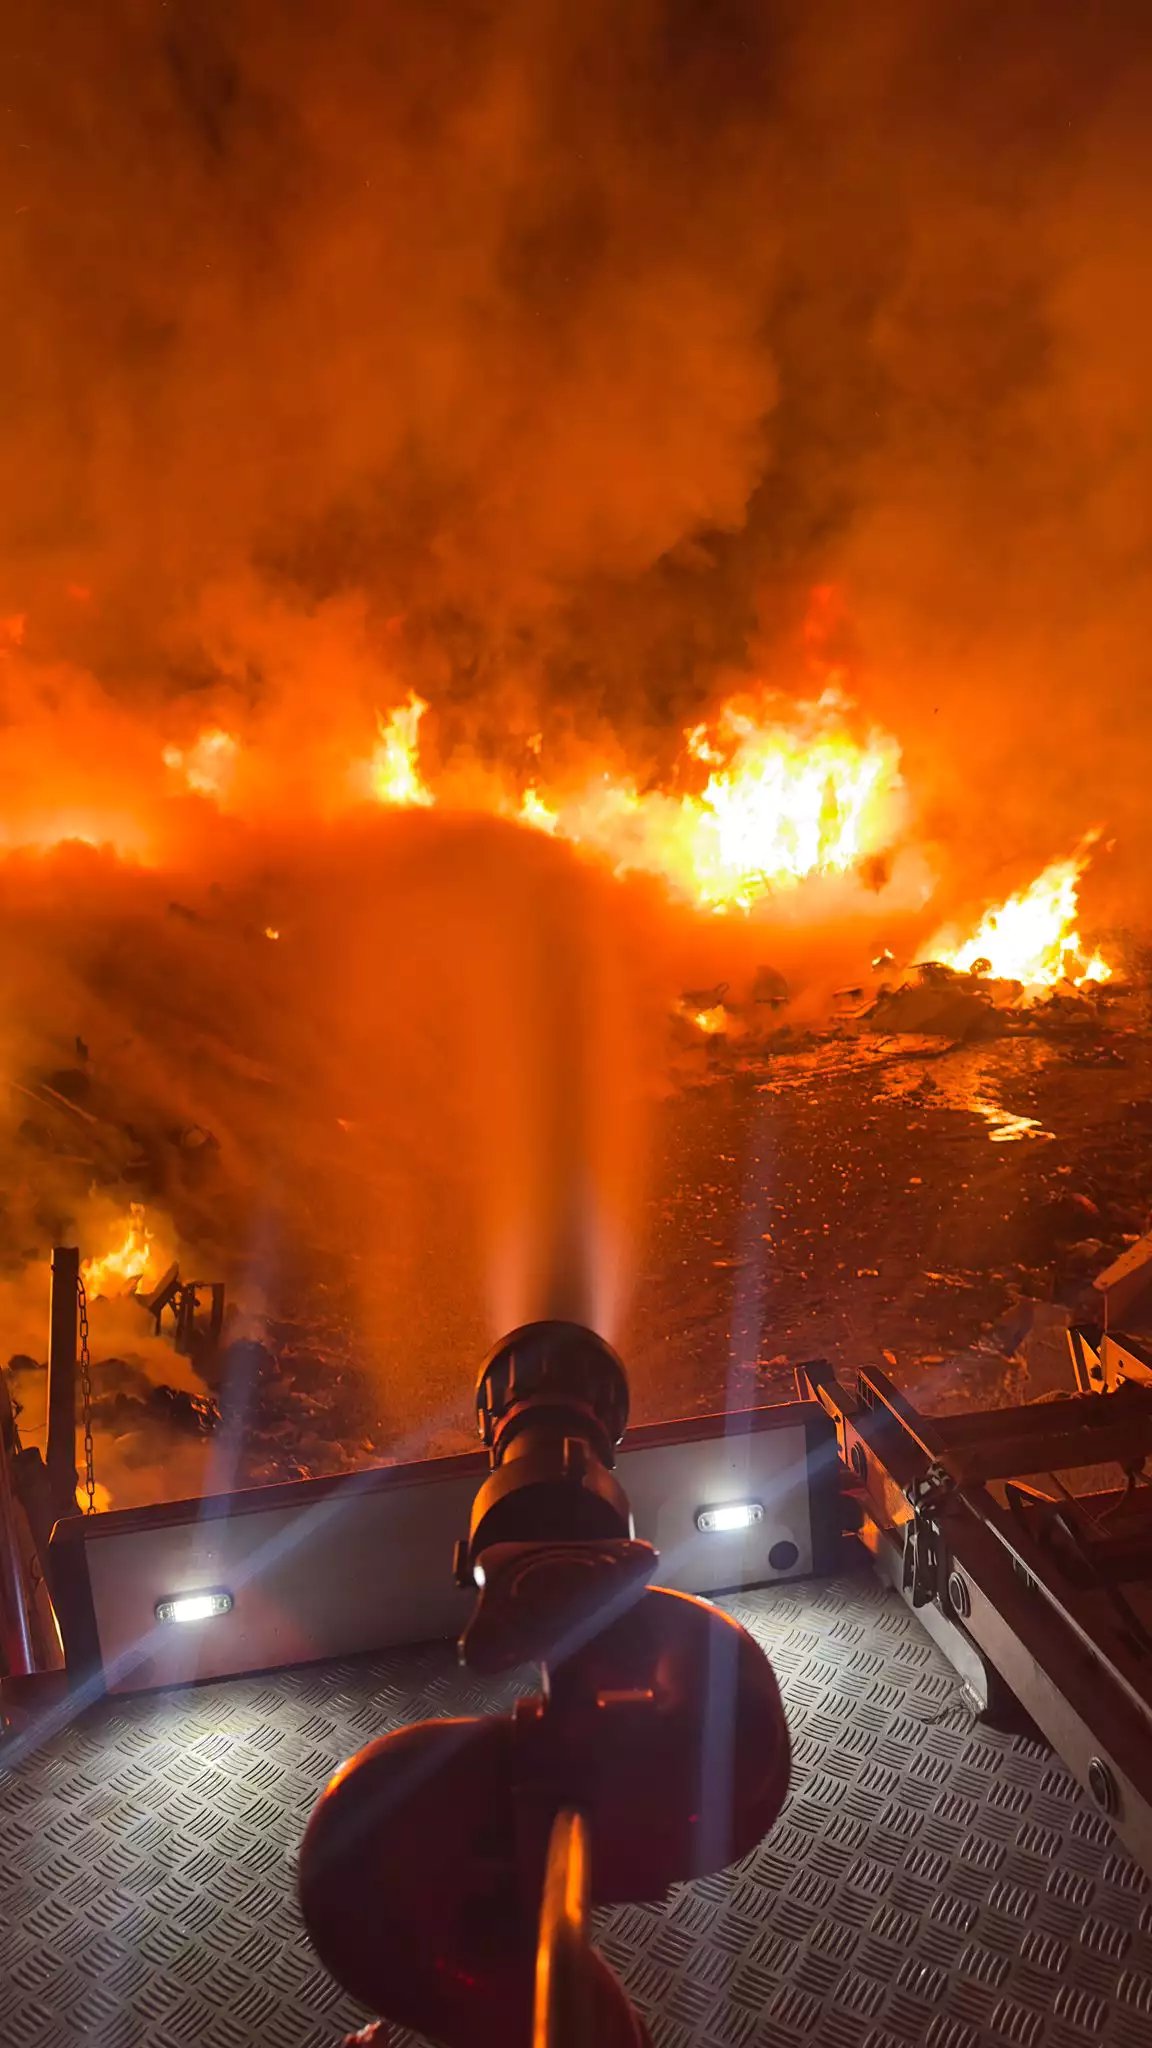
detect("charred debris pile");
top-left (673, 946), bottom-right (1147, 1055)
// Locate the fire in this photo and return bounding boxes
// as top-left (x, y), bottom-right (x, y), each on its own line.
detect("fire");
top-left (519, 787), bottom-right (559, 833)
top-left (928, 846), bottom-right (1112, 989)
top-left (82, 1204), bottom-right (157, 1298)
top-left (77, 1478), bottom-right (113, 1513)
top-left (163, 727), bottom-right (240, 800)
top-left (526, 695), bottom-right (903, 913)
top-left (369, 692), bottom-right (434, 808)
top-left (673, 699), bottom-right (901, 910)
top-left (693, 1006), bottom-right (728, 1035)
top-left (361, 684), bottom-right (902, 910)
top-left (685, 722), bottom-right (724, 767)
top-left (27, 593), bottom-right (1114, 965)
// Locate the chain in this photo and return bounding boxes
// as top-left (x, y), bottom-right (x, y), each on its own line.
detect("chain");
top-left (77, 1275), bottom-right (97, 1515)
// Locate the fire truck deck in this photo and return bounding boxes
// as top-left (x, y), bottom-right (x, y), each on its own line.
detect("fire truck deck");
top-left (4, 1571), bottom-right (1150, 2048)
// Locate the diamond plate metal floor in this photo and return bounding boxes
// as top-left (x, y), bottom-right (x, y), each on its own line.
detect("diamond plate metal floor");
top-left (3, 1573), bottom-right (1152, 2048)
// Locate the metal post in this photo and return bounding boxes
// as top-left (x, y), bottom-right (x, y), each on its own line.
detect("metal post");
top-left (46, 1247), bottom-right (80, 1524)
top-left (0, 1373), bottom-right (36, 1676)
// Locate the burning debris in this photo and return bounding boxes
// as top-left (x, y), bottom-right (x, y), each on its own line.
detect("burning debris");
top-left (863, 955), bottom-right (1124, 1044)
top-left (507, 691), bottom-right (906, 913)
top-left (81, 1203), bottom-right (157, 1299)
top-left (673, 982), bottom-right (736, 1040)
top-left (920, 841), bottom-right (1113, 994)
top-left (645, 872), bottom-right (1143, 1429)
top-left (157, 675), bottom-right (908, 919)
top-left (673, 964), bottom-right (791, 1044)
top-left (366, 693), bottom-right (435, 810)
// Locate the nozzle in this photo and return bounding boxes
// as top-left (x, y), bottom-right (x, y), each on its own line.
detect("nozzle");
top-left (476, 1319), bottom-right (629, 1460)
top-left (465, 1320), bottom-right (633, 1569)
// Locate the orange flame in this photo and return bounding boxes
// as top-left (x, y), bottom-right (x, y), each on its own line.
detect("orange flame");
top-left (81, 1203), bottom-right (158, 1298)
top-left (692, 1005), bottom-right (728, 1035)
top-left (363, 684), bottom-right (903, 910)
top-left (927, 845), bottom-right (1112, 988)
top-left (369, 692), bottom-right (434, 807)
top-left (524, 694), bottom-right (903, 913)
top-left (518, 787), bottom-right (559, 833)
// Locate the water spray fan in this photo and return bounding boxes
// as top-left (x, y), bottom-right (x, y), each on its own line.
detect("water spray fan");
top-left (298, 1319), bottom-right (791, 2048)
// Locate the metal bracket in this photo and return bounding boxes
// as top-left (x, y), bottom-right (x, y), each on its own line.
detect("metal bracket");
top-left (901, 1463), bottom-right (954, 1609)
top-left (141, 1265), bottom-right (225, 1358)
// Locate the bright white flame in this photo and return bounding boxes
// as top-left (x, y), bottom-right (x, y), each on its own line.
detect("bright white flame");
top-left (696, 1501), bottom-right (764, 1534)
top-left (522, 694), bottom-right (904, 913)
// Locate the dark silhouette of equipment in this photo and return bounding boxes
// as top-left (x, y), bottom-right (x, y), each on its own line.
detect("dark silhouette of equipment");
top-left (141, 1264), bottom-right (226, 1360)
top-left (298, 1320), bottom-right (791, 2048)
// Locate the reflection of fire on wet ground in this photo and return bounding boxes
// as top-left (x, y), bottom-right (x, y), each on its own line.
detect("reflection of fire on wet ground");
top-left (643, 963), bottom-right (1152, 1433)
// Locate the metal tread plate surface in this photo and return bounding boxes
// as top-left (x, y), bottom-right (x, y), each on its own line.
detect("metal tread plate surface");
top-left (3, 1572), bottom-right (1151, 2048)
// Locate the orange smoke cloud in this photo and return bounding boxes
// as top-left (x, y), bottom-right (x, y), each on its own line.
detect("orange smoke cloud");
top-left (0, 3), bottom-right (1148, 919)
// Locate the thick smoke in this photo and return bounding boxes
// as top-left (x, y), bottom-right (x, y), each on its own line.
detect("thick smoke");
top-left (3, 0), bottom-right (778, 724)
top-left (4, 0), bottom-right (1151, 883)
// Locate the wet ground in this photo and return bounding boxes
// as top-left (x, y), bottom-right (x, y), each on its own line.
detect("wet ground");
top-left (206, 1001), bottom-right (1152, 1486)
top-left (17, 989), bottom-right (1152, 1507)
top-left (626, 1022), bottom-right (1152, 1427)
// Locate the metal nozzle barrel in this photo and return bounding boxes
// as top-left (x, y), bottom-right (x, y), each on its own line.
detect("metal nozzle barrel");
top-left (467, 1320), bottom-right (633, 1565)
